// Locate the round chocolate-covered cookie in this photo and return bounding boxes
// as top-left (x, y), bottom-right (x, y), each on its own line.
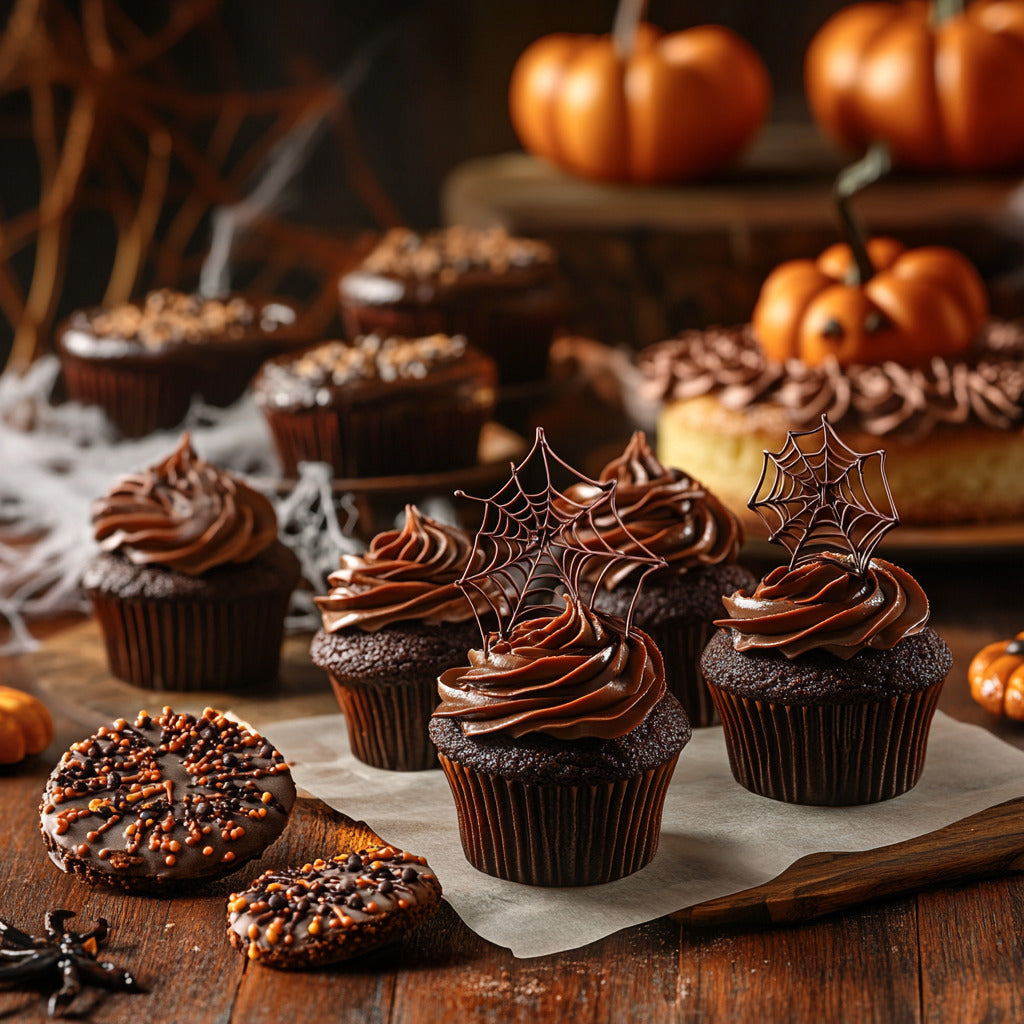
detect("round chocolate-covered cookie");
top-left (40, 707), bottom-right (296, 892)
top-left (226, 846), bottom-right (442, 968)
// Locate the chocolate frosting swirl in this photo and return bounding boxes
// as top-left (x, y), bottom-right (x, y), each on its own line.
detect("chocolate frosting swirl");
top-left (565, 432), bottom-right (742, 588)
top-left (640, 322), bottom-right (1024, 438)
top-left (434, 596), bottom-right (666, 739)
top-left (92, 433), bottom-right (278, 575)
top-left (315, 505), bottom-right (488, 632)
top-left (717, 555), bottom-right (929, 659)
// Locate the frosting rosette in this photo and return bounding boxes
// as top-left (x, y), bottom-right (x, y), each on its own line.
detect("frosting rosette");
top-left (717, 555), bottom-right (929, 659)
top-left (434, 596), bottom-right (666, 739)
top-left (315, 505), bottom-right (488, 632)
top-left (91, 433), bottom-right (278, 575)
top-left (566, 432), bottom-right (741, 587)
top-left (640, 323), bottom-right (1024, 437)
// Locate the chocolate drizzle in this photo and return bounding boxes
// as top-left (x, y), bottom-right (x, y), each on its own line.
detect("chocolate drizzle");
top-left (40, 708), bottom-right (295, 886)
top-left (226, 846), bottom-right (441, 965)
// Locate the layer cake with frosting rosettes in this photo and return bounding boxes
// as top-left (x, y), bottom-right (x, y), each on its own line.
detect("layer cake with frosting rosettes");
top-left (641, 321), bottom-right (1024, 527)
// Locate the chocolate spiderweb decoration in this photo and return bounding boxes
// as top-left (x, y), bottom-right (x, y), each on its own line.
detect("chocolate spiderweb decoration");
top-left (750, 416), bottom-right (898, 573)
top-left (457, 429), bottom-right (665, 652)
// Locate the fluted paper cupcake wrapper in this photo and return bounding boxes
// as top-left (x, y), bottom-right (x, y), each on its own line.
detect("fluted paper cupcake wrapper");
top-left (328, 675), bottom-right (439, 772)
top-left (708, 682), bottom-right (945, 806)
top-left (645, 620), bottom-right (718, 728)
top-left (436, 753), bottom-right (680, 886)
top-left (90, 591), bottom-right (290, 691)
top-left (263, 404), bottom-right (484, 479)
top-left (61, 358), bottom-right (195, 438)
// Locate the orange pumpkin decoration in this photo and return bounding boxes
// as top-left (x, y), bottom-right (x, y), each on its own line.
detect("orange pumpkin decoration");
top-left (752, 145), bottom-right (988, 367)
top-left (508, 20), bottom-right (770, 183)
top-left (968, 632), bottom-right (1024, 720)
top-left (0, 686), bottom-right (53, 765)
top-left (805, 0), bottom-right (1024, 171)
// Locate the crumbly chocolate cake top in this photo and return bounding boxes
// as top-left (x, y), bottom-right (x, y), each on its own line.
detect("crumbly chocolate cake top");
top-left (360, 227), bottom-right (554, 282)
top-left (79, 290), bottom-right (295, 349)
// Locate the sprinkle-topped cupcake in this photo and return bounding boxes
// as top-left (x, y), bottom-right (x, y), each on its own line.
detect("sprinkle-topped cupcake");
top-left (58, 289), bottom-right (307, 437)
top-left (428, 429), bottom-right (691, 885)
top-left (561, 432), bottom-right (756, 726)
top-left (701, 416), bottom-right (951, 805)
top-left (253, 334), bottom-right (497, 479)
top-left (310, 505), bottom-right (497, 771)
top-left (338, 227), bottom-right (564, 387)
top-left (84, 433), bottom-right (300, 690)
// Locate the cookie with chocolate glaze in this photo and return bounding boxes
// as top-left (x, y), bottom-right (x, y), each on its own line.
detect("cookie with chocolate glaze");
top-left (40, 708), bottom-right (296, 892)
top-left (226, 846), bottom-right (442, 968)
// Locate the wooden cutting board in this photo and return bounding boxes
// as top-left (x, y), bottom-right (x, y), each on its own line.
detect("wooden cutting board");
top-left (20, 618), bottom-right (1024, 929)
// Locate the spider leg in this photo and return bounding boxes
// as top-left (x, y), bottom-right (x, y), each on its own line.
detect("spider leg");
top-left (47, 960), bottom-right (80, 1018)
top-left (76, 957), bottom-right (141, 992)
top-left (44, 910), bottom-right (76, 939)
top-left (0, 919), bottom-right (38, 948)
top-left (0, 947), bottom-right (44, 961)
top-left (75, 918), bottom-right (109, 944)
top-left (0, 952), bottom-right (59, 981)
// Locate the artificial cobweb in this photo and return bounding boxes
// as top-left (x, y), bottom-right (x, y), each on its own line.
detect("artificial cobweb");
top-left (456, 428), bottom-right (665, 653)
top-left (749, 415), bottom-right (898, 573)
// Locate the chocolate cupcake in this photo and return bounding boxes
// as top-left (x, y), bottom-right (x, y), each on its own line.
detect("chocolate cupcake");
top-left (428, 429), bottom-right (691, 886)
top-left (252, 333), bottom-right (497, 479)
top-left (562, 432), bottom-right (755, 727)
top-left (310, 505), bottom-right (495, 771)
top-left (58, 289), bottom-right (307, 438)
top-left (701, 417), bottom-right (952, 805)
top-left (338, 227), bottom-right (564, 386)
top-left (84, 434), bottom-right (300, 691)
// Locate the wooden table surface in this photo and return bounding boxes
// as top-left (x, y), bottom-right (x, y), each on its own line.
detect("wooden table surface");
top-left (2, 553), bottom-right (1023, 1024)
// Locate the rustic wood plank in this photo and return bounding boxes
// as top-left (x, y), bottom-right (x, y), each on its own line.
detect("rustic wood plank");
top-left (674, 797), bottom-right (1024, 928)
top-left (917, 877), bottom-right (1024, 1024)
top-left (675, 904), bottom-right (922, 1024)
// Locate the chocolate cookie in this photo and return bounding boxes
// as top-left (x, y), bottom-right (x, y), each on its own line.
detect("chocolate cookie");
top-left (40, 708), bottom-right (296, 892)
top-left (226, 846), bottom-right (442, 968)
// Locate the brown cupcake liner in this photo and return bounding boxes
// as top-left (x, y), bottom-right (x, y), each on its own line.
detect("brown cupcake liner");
top-left (708, 681), bottom-right (945, 805)
top-left (263, 401), bottom-right (487, 479)
top-left (60, 357), bottom-right (195, 438)
top-left (436, 752), bottom-right (679, 885)
top-left (328, 674), bottom-right (439, 772)
top-left (645, 619), bottom-right (719, 728)
top-left (89, 590), bottom-right (291, 691)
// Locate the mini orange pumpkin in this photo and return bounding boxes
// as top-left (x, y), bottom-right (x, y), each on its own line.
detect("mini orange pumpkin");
top-left (968, 631), bottom-right (1024, 720)
top-left (509, 19), bottom-right (770, 183)
top-left (0, 686), bottom-right (53, 765)
top-left (752, 145), bottom-right (988, 367)
top-left (805, 0), bottom-right (1024, 172)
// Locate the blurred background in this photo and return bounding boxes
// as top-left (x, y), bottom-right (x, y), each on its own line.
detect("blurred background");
top-left (2, 0), bottom-right (1023, 367)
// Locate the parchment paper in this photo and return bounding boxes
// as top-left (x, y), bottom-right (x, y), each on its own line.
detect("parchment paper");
top-left (263, 712), bottom-right (1024, 958)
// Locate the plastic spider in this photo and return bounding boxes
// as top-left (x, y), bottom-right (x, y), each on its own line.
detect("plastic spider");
top-left (0, 909), bottom-right (141, 1018)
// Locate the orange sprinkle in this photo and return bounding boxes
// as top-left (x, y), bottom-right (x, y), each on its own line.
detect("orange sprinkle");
top-left (248, 923), bottom-right (260, 940)
top-left (229, 897), bottom-right (248, 913)
top-left (164, 855), bottom-right (176, 867)
top-left (397, 899), bottom-right (410, 910)
top-left (222, 851), bottom-right (235, 863)
top-left (247, 943), bottom-right (260, 961)
top-left (202, 846), bottom-right (214, 857)
top-left (307, 918), bottom-right (321, 936)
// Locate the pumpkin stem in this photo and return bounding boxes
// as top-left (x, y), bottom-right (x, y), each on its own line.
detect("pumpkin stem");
top-left (834, 142), bottom-right (891, 285)
top-left (931, 0), bottom-right (965, 26)
top-left (612, 0), bottom-right (649, 58)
